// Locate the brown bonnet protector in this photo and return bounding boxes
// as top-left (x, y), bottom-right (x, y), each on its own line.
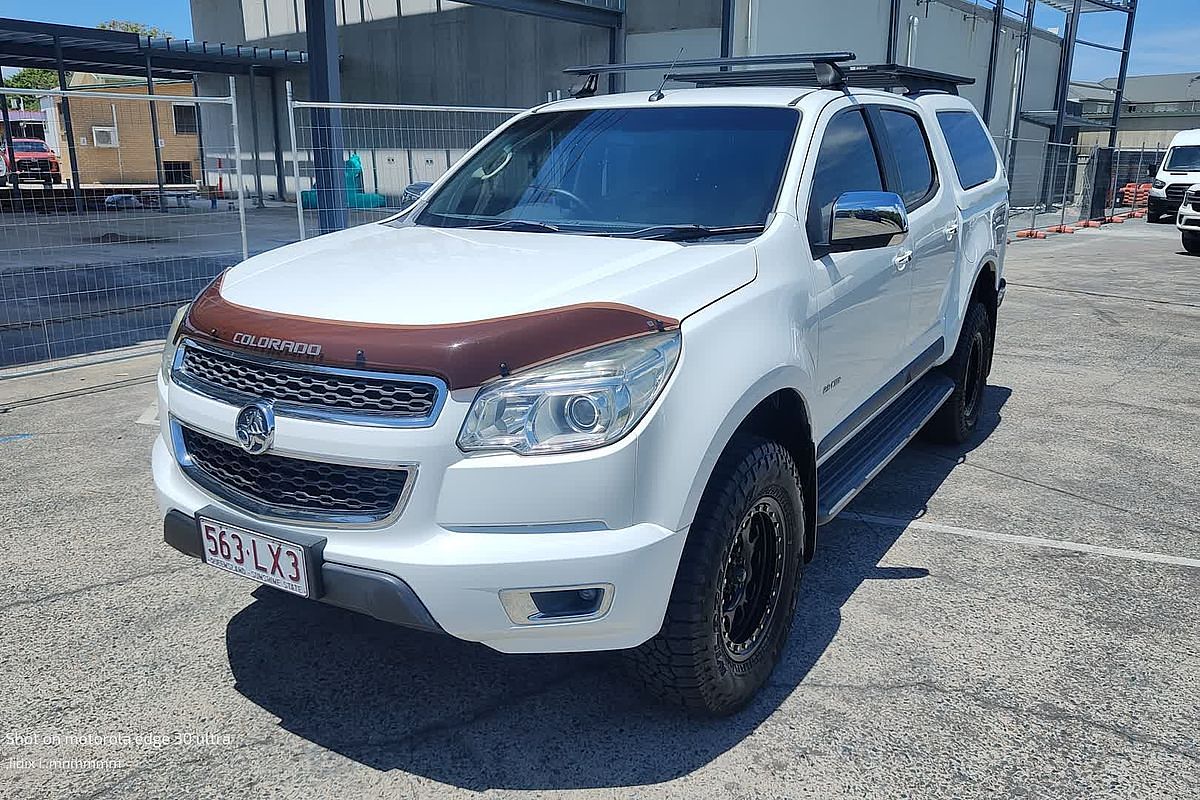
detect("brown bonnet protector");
top-left (181, 275), bottom-right (680, 390)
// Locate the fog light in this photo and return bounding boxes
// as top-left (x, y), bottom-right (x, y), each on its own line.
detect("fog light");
top-left (499, 583), bottom-right (614, 624)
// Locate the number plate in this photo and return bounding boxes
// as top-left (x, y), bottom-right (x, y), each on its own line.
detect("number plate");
top-left (198, 518), bottom-right (312, 597)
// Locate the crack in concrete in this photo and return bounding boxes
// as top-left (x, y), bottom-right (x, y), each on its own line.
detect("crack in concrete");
top-left (78, 733), bottom-right (278, 800)
top-left (798, 677), bottom-right (1199, 762)
top-left (911, 446), bottom-right (1200, 536)
top-left (0, 565), bottom-right (196, 615)
top-left (1006, 282), bottom-right (1200, 310)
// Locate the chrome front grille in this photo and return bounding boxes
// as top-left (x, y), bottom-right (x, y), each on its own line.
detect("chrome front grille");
top-left (175, 340), bottom-right (444, 426)
top-left (175, 423), bottom-right (411, 524)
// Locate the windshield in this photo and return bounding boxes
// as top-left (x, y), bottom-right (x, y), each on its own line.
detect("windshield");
top-left (1164, 145), bottom-right (1200, 171)
top-left (412, 106), bottom-right (799, 235)
top-left (10, 141), bottom-right (49, 153)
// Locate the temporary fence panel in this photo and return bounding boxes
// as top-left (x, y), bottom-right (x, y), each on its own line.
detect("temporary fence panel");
top-left (286, 88), bottom-right (522, 238)
top-left (998, 136), bottom-right (1170, 235)
top-left (0, 81), bottom-right (245, 368)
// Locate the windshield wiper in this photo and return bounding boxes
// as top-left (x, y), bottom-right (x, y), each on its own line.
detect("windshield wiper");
top-left (614, 224), bottom-right (765, 242)
top-left (467, 219), bottom-right (562, 233)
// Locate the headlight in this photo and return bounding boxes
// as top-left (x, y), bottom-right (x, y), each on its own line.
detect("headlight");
top-left (1152, 179), bottom-right (1166, 189)
top-left (458, 331), bottom-right (681, 455)
top-left (160, 304), bottom-right (190, 383)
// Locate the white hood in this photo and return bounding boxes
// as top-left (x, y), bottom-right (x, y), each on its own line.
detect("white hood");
top-left (220, 223), bottom-right (756, 325)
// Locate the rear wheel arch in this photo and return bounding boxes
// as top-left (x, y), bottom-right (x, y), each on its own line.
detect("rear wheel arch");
top-left (970, 260), bottom-right (999, 374)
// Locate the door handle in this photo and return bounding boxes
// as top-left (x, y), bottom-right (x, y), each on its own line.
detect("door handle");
top-left (893, 249), bottom-right (913, 271)
top-left (944, 221), bottom-right (959, 241)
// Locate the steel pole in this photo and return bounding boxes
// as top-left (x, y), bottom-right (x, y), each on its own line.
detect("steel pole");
top-left (304, 0), bottom-right (348, 234)
top-left (53, 36), bottom-right (83, 212)
top-left (1107, 0), bottom-right (1137, 148)
top-left (886, 0), bottom-right (901, 63)
top-left (191, 75), bottom-right (208, 194)
top-left (1007, 0), bottom-right (1036, 175)
top-left (247, 66), bottom-right (265, 208)
top-left (982, 0), bottom-right (1005, 124)
top-left (229, 76), bottom-right (249, 260)
top-left (1051, 0), bottom-right (1083, 147)
top-left (269, 72), bottom-right (287, 201)
top-left (145, 49), bottom-right (168, 212)
top-left (286, 81), bottom-right (306, 241)
top-left (0, 69), bottom-right (22, 203)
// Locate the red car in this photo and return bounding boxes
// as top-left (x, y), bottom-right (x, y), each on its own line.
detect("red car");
top-left (0, 138), bottom-right (63, 186)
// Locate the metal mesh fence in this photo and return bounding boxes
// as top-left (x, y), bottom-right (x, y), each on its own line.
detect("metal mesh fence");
top-left (998, 136), bottom-right (1169, 237)
top-left (287, 93), bottom-right (521, 237)
top-left (0, 84), bottom-right (246, 369)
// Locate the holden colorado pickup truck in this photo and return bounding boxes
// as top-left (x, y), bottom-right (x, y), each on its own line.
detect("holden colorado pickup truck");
top-left (154, 55), bottom-right (1008, 715)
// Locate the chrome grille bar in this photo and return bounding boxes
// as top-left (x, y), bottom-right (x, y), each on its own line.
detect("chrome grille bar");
top-left (172, 339), bottom-right (446, 428)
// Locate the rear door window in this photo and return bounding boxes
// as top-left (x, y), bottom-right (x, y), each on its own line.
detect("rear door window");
top-left (806, 109), bottom-right (884, 249)
top-left (936, 110), bottom-right (997, 190)
top-left (878, 109), bottom-right (937, 209)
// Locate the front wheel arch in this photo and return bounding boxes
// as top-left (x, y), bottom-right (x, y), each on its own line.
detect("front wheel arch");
top-left (681, 379), bottom-right (817, 565)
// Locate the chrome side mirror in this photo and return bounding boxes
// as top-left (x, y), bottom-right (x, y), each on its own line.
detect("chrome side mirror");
top-left (830, 191), bottom-right (908, 251)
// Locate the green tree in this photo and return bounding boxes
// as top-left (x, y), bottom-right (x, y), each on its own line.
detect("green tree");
top-left (3, 68), bottom-right (62, 111)
top-left (97, 20), bottom-right (173, 38)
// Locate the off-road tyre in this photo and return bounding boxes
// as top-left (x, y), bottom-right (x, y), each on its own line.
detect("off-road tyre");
top-left (624, 435), bottom-right (804, 716)
top-left (926, 301), bottom-right (990, 444)
top-left (1183, 231), bottom-right (1200, 255)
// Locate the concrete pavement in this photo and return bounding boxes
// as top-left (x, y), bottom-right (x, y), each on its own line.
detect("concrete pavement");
top-left (0, 219), bottom-right (1197, 799)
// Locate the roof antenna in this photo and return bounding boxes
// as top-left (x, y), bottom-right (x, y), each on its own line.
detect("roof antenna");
top-left (649, 47), bottom-right (685, 102)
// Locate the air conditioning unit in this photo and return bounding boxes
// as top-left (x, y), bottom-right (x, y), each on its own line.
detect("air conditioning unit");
top-left (92, 126), bottom-right (119, 148)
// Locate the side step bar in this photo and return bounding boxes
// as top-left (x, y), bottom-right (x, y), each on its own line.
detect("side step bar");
top-left (816, 372), bottom-right (955, 524)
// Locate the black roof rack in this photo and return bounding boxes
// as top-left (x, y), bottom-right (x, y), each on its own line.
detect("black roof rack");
top-left (673, 63), bottom-right (974, 95)
top-left (563, 52), bottom-right (856, 97)
top-left (562, 54), bottom-right (973, 98)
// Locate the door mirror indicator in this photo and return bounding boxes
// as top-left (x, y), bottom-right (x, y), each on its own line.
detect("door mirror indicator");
top-left (829, 191), bottom-right (909, 251)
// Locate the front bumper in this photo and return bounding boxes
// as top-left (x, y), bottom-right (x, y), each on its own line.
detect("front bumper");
top-left (164, 508), bottom-right (444, 632)
top-left (1177, 200), bottom-right (1200, 232)
top-left (1148, 195), bottom-right (1179, 215)
top-left (14, 163), bottom-right (60, 182)
top-left (152, 376), bottom-right (687, 654)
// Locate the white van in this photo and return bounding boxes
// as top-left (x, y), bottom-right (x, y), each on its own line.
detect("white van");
top-left (1148, 129), bottom-right (1200, 222)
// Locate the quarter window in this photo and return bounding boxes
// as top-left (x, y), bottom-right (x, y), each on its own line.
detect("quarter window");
top-left (806, 109), bottom-right (883, 249)
top-left (879, 109), bottom-right (936, 209)
top-left (937, 110), bottom-right (997, 190)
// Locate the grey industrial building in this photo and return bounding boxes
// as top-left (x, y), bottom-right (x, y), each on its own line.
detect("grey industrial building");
top-left (1076, 72), bottom-right (1200, 149)
top-left (186, 1), bottom-right (1132, 208)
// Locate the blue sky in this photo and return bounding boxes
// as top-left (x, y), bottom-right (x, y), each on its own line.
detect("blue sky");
top-left (12, 0), bottom-right (1200, 81)
top-left (1029, 0), bottom-right (1199, 81)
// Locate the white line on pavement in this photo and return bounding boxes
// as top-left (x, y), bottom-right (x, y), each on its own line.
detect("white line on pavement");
top-left (846, 512), bottom-right (1200, 569)
top-left (135, 400), bottom-right (159, 428)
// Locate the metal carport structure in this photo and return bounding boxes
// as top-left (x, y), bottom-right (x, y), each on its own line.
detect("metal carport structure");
top-left (0, 17), bottom-right (307, 211)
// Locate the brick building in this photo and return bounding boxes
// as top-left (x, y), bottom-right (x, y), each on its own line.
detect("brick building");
top-left (43, 75), bottom-right (202, 187)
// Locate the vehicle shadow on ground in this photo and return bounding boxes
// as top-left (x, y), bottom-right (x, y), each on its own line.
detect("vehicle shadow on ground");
top-left (225, 386), bottom-right (1011, 790)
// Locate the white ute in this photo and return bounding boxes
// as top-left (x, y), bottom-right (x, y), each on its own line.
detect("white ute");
top-left (154, 55), bottom-right (1009, 714)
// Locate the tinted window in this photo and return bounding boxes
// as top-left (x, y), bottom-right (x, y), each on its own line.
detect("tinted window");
top-left (806, 110), bottom-right (883, 247)
top-left (416, 106), bottom-right (799, 233)
top-left (880, 109), bottom-right (935, 209)
top-left (937, 110), bottom-right (997, 189)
